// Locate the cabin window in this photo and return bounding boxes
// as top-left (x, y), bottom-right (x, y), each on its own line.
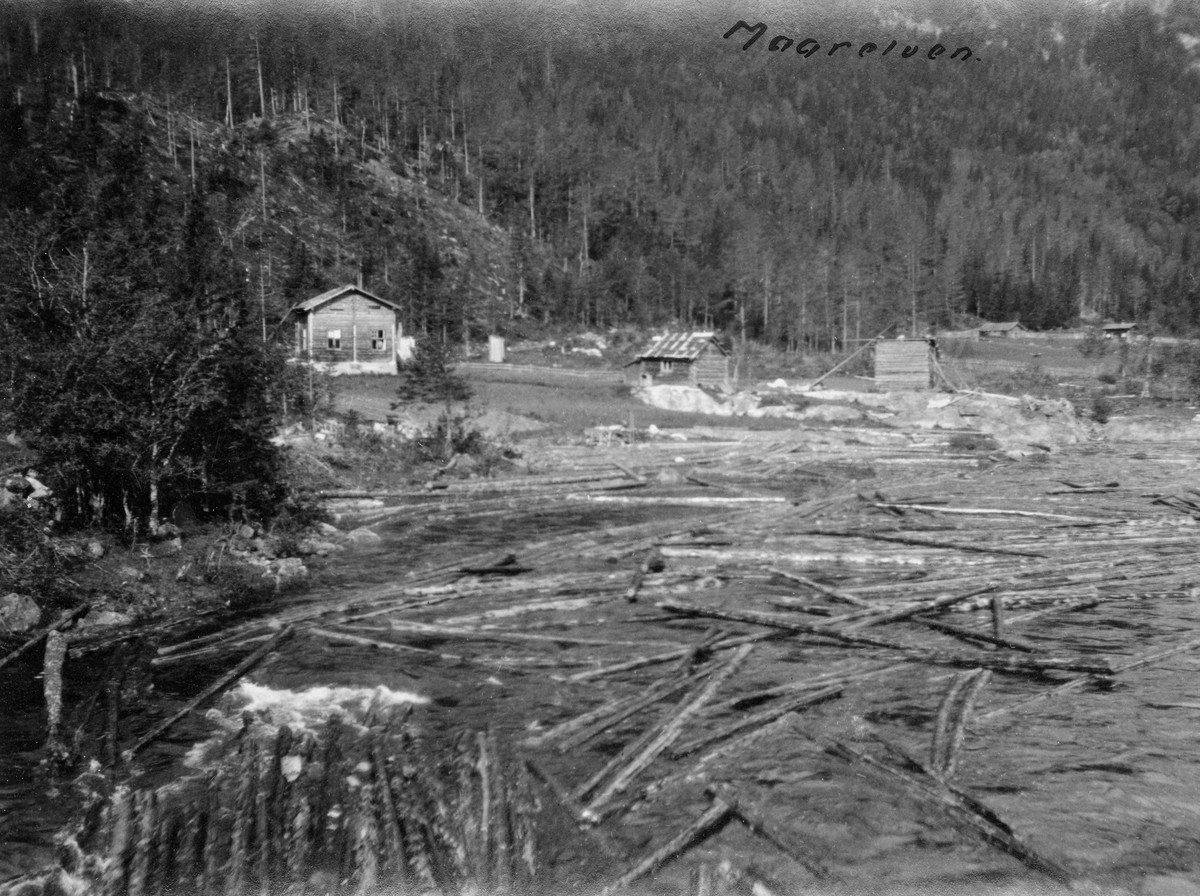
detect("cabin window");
top-left (660, 360), bottom-right (674, 373)
top-left (371, 329), bottom-right (386, 350)
top-left (326, 329), bottom-right (342, 350)
top-left (297, 329), bottom-right (307, 352)
top-left (367, 303), bottom-right (382, 310)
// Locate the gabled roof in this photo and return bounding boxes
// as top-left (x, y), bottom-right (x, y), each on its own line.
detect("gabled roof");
top-left (1101, 321), bottom-right (1138, 331)
top-left (634, 332), bottom-right (728, 361)
top-left (979, 321), bottom-right (1025, 333)
top-left (290, 285), bottom-right (402, 314)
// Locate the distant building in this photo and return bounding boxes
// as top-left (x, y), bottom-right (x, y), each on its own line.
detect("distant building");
top-left (290, 285), bottom-right (404, 375)
top-left (874, 338), bottom-right (933, 390)
top-left (624, 332), bottom-right (730, 388)
top-left (979, 321), bottom-right (1027, 339)
top-left (1101, 322), bottom-right (1138, 340)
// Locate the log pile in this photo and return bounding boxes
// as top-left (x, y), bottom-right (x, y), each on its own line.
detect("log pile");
top-left (10, 438), bottom-right (1200, 894)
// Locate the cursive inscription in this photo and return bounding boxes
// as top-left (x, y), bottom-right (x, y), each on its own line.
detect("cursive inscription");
top-left (724, 21), bottom-right (978, 61)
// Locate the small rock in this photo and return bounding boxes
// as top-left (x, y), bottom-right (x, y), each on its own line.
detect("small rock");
top-left (154, 522), bottom-right (182, 539)
top-left (314, 522), bottom-right (340, 537)
top-left (273, 557), bottom-right (308, 582)
top-left (117, 566), bottom-right (145, 582)
top-left (0, 593), bottom-right (41, 633)
top-left (86, 540), bottom-right (106, 559)
top-left (344, 527), bottom-right (383, 546)
top-left (238, 524), bottom-right (257, 540)
top-left (79, 609), bottom-right (133, 630)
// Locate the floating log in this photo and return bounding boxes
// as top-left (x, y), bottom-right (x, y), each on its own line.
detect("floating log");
top-left (707, 783), bottom-right (830, 879)
top-left (557, 672), bottom-right (698, 753)
top-left (598, 796), bottom-right (735, 895)
top-left (930, 670), bottom-right (990, 778)
top-left (917, 617), bottom-right (1038, 653)
top-left (124, 625), bottom-right (294, 761)
top-left (670, 685), bottom-right (843, 759)
top-left (869, 502), bottom-right (1104, 523)
top-left (0, 603), bottom-right (90, 672)
top-left (838, 584), bottom-right (998, 631)
top-left (979, 635), bottom-right (1200, 721)
top-left (522, 757), bottom-right (625, 860)
top-left (42, 629), bottom-right (68, 759)
top-left (657, 601), bottom-right (902, 650)
top-left (811, 529), bottom-right (1047, 559)
top-left (828, 738), bottom-right (1070, 883)
top-left (765, 569), bottom-right (872, 607)
top-left (581, 644), bottom-right (755, 813)
top-left (565, 631), bottom-right (787, 682)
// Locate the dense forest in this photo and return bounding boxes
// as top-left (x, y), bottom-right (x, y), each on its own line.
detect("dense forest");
top-left (4, 0), bottom-right (1200, 525)
top-left (4, 0), bottom-right (1200, 345)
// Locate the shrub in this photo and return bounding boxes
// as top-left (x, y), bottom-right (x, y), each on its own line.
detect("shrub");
top-left (1078, 329), bottom-right (1109, 358)
top-left (1090, 392), bottom-right (1112, 423)
top-left (395, 339), bottom-right (472, 404)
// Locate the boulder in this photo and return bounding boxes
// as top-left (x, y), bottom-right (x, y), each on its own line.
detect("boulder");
top-left (345, 527), bottom-right (383, 546)
top-left (86, 540), bottom-right (106, 560)
top-left (0, 593), bottom-right (41, 633)
top-left (315, 522), bottom-right (341, 537)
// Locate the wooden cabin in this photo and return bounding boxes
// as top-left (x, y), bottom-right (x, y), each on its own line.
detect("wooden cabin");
top-left (624, 332), bottom-right (731, 389)
top-left (874, 338), bottom-right (933, 390)
top-left (1101, 322), bottom-right (1138, 340)
top-left (979, 321), bottom-right (1027, 339)
top-left (290, 285), bottom-right (403, 375)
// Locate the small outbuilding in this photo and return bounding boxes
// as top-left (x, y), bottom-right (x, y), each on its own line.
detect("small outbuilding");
top-left (1101, 322), bottom-right (1138, 340)
top-left (290, 285), bottom-right (404, 375)
top-left (979, 321), bottom-right (1027, 339)
top-left (624, 332), bottom-right (731, 389)
top-left (874, 338), bottom-right (933, 390)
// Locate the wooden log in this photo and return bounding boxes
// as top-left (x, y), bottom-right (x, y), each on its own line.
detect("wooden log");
top-left (565, 631), bottom-right (787, 682)
top-left (916, 617), bottom-right (1038, 653)
top-left (0, 603), bottom-right (90, 672)
top-left (810, 530), bottom-right (1047, 559)
top-left (101, 786), bottom-right (135, 896)
top-left (828, 739), bottom-right (1070, 883)
top-left (597, 797), bottom-right (735, 895)
top-left (930, 671), bottom-right (983, 776)
top-left (42, 629), bottom-right (68, 761)
top-left (124, 626), bottom-right (293, 761)
top-left (671, 685), bottom-right (842, 759)
top-left (522, 757), bottom-right (625, 860)
top-left (625, 547), bottom-right (663, 603)
top-left (557, 672), bottom-right (697, 753)
top-left (226, 741), bottom-right (257, 896)
top-left (706, 784), bottom-right (830, 879)
top-left (581, 644), bottom-right (755, 813)
top-left (657, 601), bottom-right (903, 650)
top-left (990, 595), bottom-right (1006, 644)
top-left (869, 502), bottom-right (1104, 523)
top-left (766, 569), bottom-right (872, 607)
top-left (839, 584), bottom-right (998, 631)
top-left (979, 635), bottom-right (1200, 721)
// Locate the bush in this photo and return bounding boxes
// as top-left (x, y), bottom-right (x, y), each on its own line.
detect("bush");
top-left (1078, 329), bottom-right (1109, 358)
top-left (398, 408), bottom-right (517, 476)
top-left (1090, 392), bottom-right (1113, 423)
top-left (395, 339), bottom-right (472, 403)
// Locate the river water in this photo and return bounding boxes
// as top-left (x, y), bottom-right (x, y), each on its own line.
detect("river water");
top-left (5, 444), bottom-right (1200, 895)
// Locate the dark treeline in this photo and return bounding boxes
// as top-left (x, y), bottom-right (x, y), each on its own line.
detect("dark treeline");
top-left (4, 0), bottom-right (1200, 354)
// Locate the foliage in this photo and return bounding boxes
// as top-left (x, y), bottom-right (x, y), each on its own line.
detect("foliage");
top-left (394, 339), bottom-right (473, 404)
top-left (1077, 330), bottom-right (1110, 359)
top-left (1090, 392), bottom-right (1113, 424)
top-left (399, 408), bottom-right (515, 475)
top-left (0, 507), bottom-right (76, 610)
top-left (3, 1), bottom-right (1200, 349)
top-left (0, 92), bottom-right (285, 532)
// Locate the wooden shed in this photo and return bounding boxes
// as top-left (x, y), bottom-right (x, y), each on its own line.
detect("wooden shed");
top-left (290, 285), bottom-right (403, 375)
top-left (624, 332), bottom-right (730, 389)
top-left (874, 339), bottom-right (932, 390)
top-left (979, 321), bottom-right (1027, 339)
top-left (1101, 322), bottom-right (1138, 340)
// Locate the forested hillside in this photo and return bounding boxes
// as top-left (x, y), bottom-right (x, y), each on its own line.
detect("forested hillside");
top-left (4, 0), bottom-right (1200, 355)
